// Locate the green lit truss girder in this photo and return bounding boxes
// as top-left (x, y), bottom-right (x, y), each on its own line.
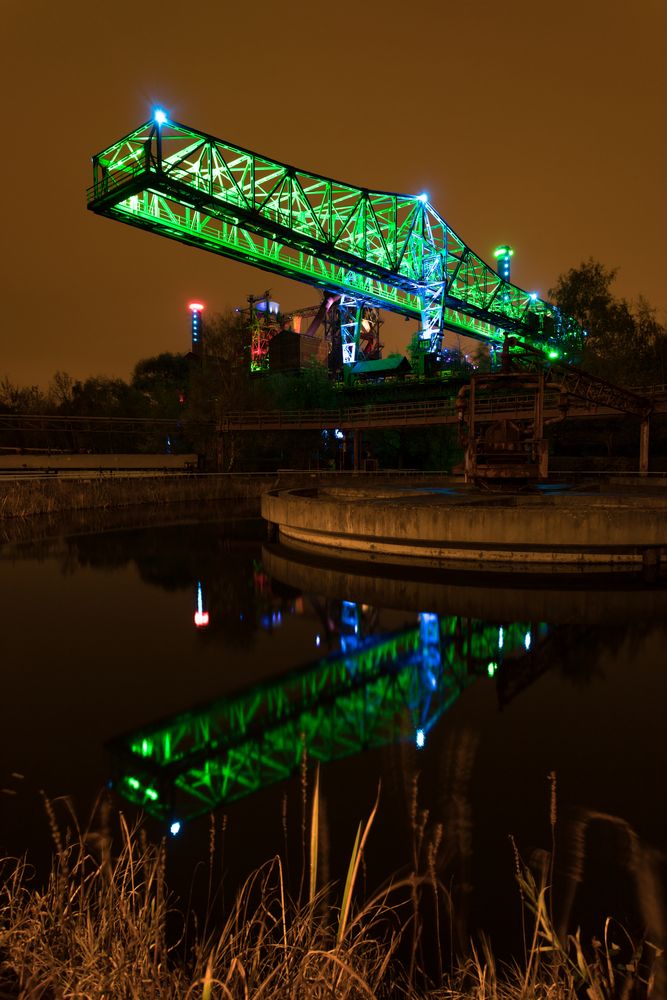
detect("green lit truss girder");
top-left (109, 616), bottom-right (537, 823)
top-left (87, 119), bottom-right (584, 359)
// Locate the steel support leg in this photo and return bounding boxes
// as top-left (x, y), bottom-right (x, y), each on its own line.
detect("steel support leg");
top-left (640, 417), bottom-right (650, 474)
top-left (419, 252), bottom-right (446, 375)
top-left (339, 295), bottom-right (363, 367)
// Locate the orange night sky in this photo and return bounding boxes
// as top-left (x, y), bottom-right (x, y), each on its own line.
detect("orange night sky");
top-left (2, 0), bottom-right (666, 387)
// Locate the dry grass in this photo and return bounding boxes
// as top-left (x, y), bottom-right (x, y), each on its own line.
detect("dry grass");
top-left (0, 781), bottom-right (663, 999)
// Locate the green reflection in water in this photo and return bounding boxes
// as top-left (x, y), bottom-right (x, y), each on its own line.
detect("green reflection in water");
top-left (110, 612), bottom-right (541, 823)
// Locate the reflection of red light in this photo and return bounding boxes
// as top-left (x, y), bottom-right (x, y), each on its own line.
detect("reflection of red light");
top-left (189, 302), bottom-right (204, 312)
top-left (194, 611), bottom-right (210, 628)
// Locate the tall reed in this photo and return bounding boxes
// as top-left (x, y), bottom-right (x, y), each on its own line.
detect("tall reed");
top-left (0, 782), bottom-right (662, 998)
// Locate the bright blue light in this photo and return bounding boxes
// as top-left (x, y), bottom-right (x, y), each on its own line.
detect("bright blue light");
top-left (154, 108), bottom-right (168, 125)
top-left (417, 193), bottom-right (428, 204)
top-left (315, 634), bottom-right (321, 648)
top-left (530, 292), bottom-right (538, 301)
top-left (169, 821), bottom-right (181, 836)
top-left (416, 728), bottom-right (425, 749)
top-left (524, 631), bottom-right (531, 651)
top-left (498, 627), bottom-right (504, 649)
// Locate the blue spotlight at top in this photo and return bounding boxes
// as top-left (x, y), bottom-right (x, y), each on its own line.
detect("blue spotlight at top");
top-left (417, 192), bottom-right (428, 204)
top-left (529, 292), bottom-right (538, 301)
top-left (169, 820), bottom-right (181, 836)
top-left (154, 108), bottom-right (168, 125)
top-left (416, 728), bottom-right (425, 749)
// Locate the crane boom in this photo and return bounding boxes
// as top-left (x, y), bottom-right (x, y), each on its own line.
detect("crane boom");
top-left (87, 116), bottom-right (584, 361)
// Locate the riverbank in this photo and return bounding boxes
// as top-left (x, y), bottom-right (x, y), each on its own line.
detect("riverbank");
top-left (1, 792), bottom-right (660, 999)
top-left (0, 471), bottom-right (455, 545)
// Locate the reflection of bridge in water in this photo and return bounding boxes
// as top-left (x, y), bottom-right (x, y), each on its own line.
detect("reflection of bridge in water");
top-left (109, 611), bottom-right (541, 826)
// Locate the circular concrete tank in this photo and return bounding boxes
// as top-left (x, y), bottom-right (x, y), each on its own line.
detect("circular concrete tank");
top-left (261, 484), bottom-right (667, 572)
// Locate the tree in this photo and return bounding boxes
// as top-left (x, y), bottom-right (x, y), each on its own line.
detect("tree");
top-left (267, 360), bottom-right (337, 411)
top-left (68, 375), bottom-right (145, 417)
top-left (48, 371), bottom-right (75, 411)
top-left (549, 258), bottom-right (617, 336)
top-left (0, 375), bottom-right (49, 413)
top-left (131, 352), bottom-right (189, 417)
top-left (187, 311), bottom-right (254, 470)
top-left (549, 258), bottom-right (667, 386)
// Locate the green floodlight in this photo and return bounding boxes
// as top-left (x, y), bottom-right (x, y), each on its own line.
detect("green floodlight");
top-left (494, 244), bottom-right (514, 258)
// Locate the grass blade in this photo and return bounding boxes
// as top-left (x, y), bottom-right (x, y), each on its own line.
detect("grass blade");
top-left (309, 764), bottom-right (320, 906)
top-left (337, 784), bottom-right (380, 946)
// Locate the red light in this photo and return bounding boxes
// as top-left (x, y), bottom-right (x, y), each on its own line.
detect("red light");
top-left (194, 611), bottom-right (210, 628)
top-left (189, 302), bottom-right (204, 312)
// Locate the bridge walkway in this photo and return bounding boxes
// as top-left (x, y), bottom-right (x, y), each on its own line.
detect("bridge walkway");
top-left (218, 387), bottom-right (667, 432)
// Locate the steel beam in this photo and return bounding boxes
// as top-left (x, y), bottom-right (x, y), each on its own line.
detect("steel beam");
top-left (88, 118), bottom-right (584, 356)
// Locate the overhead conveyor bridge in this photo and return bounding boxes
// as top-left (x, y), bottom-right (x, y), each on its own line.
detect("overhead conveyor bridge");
top-left (87, 116), bottom-right (584, 364)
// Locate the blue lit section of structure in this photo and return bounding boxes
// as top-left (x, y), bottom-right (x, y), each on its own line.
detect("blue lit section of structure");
top-left (414, 612), bottom-right (443, 747)
top-left (340, 600), bottom-right (361, 657)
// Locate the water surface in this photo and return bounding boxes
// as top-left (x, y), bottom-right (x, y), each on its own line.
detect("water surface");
top-left (1, 518), bottom-right (665, 952)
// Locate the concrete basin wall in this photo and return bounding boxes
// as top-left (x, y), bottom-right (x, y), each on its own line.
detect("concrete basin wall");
top-left (261, 487), bottom-right (667, 566)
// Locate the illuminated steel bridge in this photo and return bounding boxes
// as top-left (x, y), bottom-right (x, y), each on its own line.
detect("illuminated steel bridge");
top-left (88, 113), bottom-right (584, 367)
top-left (109, 613), bottom-right (538, 825)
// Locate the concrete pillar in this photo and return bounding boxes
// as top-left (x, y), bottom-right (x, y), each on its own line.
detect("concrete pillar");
top-left (640, 417), bottom-right (650, 475)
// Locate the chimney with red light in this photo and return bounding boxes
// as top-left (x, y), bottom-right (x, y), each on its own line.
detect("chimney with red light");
top-left (189, 302), bottom-right (204, 354)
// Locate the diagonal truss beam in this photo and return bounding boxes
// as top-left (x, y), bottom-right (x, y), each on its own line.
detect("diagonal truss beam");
top-left (88, 118), bottom-right (584, 356)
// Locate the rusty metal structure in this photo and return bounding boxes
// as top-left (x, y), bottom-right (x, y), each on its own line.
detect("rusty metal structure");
top-left (455, 339), bottom-right (653, 484)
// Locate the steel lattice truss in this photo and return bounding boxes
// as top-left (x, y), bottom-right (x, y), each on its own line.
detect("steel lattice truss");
top-left (109, 615), bottom-right (538, 823)
top-left (507, 340), bottom-right (652, 417)
top-left (88, 118), bottom-right (584, 362)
